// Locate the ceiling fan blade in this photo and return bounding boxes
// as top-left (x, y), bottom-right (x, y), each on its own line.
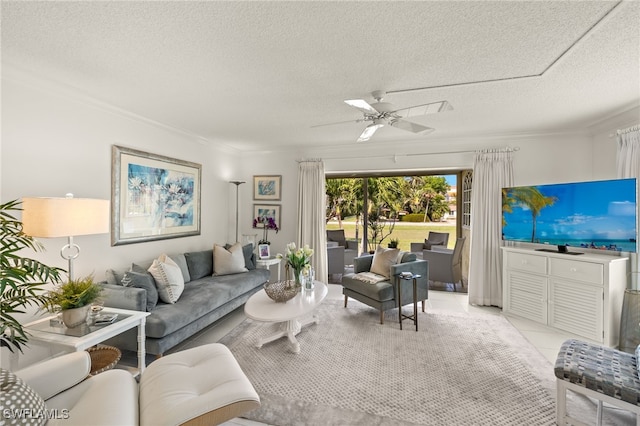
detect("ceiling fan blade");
top-left (357, 122), bottom-right (384, 142)
top-left (392, 100), bottom-right (453, 118)
top-left (311, 118), bottom-right (364, 128)
top-left (345, 99), bottom-right (379, 115)
top-left (390, 119), bottom-right (434, 134)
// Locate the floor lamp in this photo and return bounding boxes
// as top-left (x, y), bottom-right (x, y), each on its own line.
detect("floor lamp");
top-left (22, 194), bottom-right (110, 280)
top-left (230, 181), bottom-right (245, 243)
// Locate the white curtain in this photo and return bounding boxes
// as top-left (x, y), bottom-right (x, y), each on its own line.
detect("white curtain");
top-left (616, 125), bottom-right (640, 289)
top-left (617, 126), bottom-right (640, 178)
top-left (297, 160), bottom-right (327, 282)
top-left (468, 149), bottom-right (514, 307)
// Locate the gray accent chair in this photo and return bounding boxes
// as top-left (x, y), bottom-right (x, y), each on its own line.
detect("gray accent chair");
top-left (341, 253), bottom-right (429, 324)
top-left (327, 243), bottom-right (345, 277)
top-left (421, 237), bottom-right (466, 291)
top-left (410, 231), bottom-right (450, 253)
top-left (326, 229), bottom-right (359, 266)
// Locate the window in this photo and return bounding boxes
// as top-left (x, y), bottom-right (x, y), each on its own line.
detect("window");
top-left (462, 171), bottom-right (472, 228)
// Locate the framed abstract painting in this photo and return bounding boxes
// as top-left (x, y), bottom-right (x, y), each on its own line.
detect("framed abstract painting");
top-left (111, 145), bottom-right (201, 245)
top-left (253, 175), bottom-right (282, 200)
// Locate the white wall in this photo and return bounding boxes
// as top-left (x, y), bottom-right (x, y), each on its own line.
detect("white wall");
top-left (1, 77), bottom-right (243, 282)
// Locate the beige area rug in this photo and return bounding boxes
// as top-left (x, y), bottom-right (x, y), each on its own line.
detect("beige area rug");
top-left (222, 299), bottom-right (561, 425)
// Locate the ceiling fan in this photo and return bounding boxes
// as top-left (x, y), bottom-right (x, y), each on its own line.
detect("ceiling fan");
top-left (324, 90), bottom-right (453, 142)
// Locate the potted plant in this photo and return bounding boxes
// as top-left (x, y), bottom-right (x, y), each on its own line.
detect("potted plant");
top-left (42, 275), bottom-right (103, 328)
top-left (388, 238), bottom-right (399, 249)
top-left (0, 199), bottom-right (64, 353)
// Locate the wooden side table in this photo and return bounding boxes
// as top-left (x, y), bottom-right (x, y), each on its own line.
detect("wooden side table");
top-left (395, 273), bottom-right (421, 331)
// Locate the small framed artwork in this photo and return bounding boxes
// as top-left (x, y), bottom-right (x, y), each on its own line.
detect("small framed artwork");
top-left (253, 204), bottom-right (281, 229)
top-left (258, 244), bottom-right (271, 259)
top-left (254, 175), bottom-right (282, 200)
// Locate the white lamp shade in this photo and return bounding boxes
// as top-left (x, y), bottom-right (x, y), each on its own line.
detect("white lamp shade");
top-left (22, 197), bottom-right (110, 238)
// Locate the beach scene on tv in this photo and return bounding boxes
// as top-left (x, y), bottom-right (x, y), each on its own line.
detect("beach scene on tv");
top-left (502, 178), bottom-right (637, 253)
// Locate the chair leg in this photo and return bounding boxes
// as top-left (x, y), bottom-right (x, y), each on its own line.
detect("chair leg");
top-left (379, 309), bottom-right (384, 324)
top-left (344, 295), bottom-right (348, 308)
top-left (421, 300), bottom-right (425, 312)
top-left (556, 379), bottom-right (566, 425)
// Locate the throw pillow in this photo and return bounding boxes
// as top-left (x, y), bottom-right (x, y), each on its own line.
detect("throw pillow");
top-left (148, 254), bottom-right (185, 304)
top-left (184, 250), bottom-right (214, 280)
top-left (243, 244), bottom-right (256, 270)
top-left (213, 243), bottom-right (248, 276)
top-left (423, 239), bottom-right (433, 250)
top-left (370, 246), bottom-right (400, 278)
top-left (0, 369), bottom-right (47, 426)
top-left (121, 270), bottom-right (159, 312)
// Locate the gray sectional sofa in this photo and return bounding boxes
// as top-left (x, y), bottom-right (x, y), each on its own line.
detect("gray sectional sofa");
top-left (99, 246), bottom-right (269, 355)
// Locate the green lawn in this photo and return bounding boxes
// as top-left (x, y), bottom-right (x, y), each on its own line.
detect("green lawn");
top-left (326, 221), bottom-right (456, 252)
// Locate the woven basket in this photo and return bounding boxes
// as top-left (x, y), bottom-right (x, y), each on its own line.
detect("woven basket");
top-left (87, 345), bottom-right (121, 376)
top-left (264, 280), bottom-right (300, 303)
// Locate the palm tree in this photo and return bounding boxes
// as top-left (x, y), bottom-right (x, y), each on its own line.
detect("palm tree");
top-left (505, 186), bottom-right (557, 242)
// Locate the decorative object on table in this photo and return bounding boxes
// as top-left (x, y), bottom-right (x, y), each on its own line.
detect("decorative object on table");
top-left (242, 233), bottom-right (258, 252)
top-left (304, 266), bottom-right (315, 291)
top-left (111, 145), bottom-right (202, 246)
top-left (388, 238), bottom-right (399, 248)
top-left (277, 242), bottom-right (314, 287)
top-left (230, 180), bottom-right (246, 242)
top-left (253, 175), bottom-right (282, 200)
top-left (21, 194), bottom-right (109, 280)
top-left (258, 243), bottom-right (271, 259)
top-left (42, 275), bottom-right (103, 328)
top-left (0, 199), bottom-right (64, 354)
top-left (263, 280), bottom-right (299, 303)
top-left (87, 345), bottom-right (122, 376)
top-left (253, 207), bottom-right (280, 244)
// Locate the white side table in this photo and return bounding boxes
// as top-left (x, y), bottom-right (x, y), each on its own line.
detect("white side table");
top-left (24, 307), bottom-right (149, 375)
top-left (256, 256), bottom-right (281, 281)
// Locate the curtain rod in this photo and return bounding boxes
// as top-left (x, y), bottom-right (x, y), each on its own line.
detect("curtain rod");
top-left (297, 146), bottom-right (519, 162)
top-left (617, 124), bottom-right (640, 135)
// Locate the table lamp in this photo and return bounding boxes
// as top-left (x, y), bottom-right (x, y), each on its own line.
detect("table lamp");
top-left (22, 194), bottom-right (110, 280)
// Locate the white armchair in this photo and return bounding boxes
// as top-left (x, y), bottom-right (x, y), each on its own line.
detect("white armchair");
top-left (13, 343), bottom-right (260, 425)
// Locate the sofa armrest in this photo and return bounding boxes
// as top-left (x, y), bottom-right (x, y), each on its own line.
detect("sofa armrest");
top-left (430, 246), bottom-right (452, 254)
top-left (391, 259), bottom-right (428, 278)
top-left (16, 351), bottom-right (91, 400)
top-left (353, 255), bottom-right (373, 273)
top-left (99, 283), bottom-right (146, 312)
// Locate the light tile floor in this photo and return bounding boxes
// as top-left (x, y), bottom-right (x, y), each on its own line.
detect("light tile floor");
top-left (135, 284), bottom-right (628, 425)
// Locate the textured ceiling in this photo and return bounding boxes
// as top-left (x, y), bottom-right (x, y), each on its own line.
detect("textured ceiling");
top-left (2, 1), bottom-right (639, 151)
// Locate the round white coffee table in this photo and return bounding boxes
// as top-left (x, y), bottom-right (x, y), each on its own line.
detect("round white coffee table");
top-left (244, 281), bottom-right (328, 353)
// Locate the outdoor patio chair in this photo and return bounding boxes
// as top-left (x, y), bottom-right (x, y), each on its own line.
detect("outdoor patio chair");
top-left (410, 231), bottom-right (450, 253)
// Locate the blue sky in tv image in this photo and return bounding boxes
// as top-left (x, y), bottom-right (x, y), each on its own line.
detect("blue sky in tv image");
top-left (502, 178), bottom-right (638, 253)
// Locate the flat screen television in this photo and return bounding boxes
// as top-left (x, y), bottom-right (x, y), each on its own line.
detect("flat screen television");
top-left (502, 178), bottom-right (637, 253)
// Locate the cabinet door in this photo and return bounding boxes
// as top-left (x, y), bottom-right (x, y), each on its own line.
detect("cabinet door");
top-left (549, 279), bottom-right (604, 342)
top-left (505, 271), bottom-right (547, 323)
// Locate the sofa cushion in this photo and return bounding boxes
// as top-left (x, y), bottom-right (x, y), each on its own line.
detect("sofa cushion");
top-left (370, 246), bottom-right (400, 278)
top-left (243, 244), bottom-right (256, 270)
top-left (184, 250), bottom-right (213, 280)
top-left (341, 274), bottom-right (395, 302)
top-left (144, 269), bottom-right (269, 338)
top-left (148, 254), bottom-right (185, 304)
top-left (168, 254), bottom-right (191, 283)
top-left (214, 243), bottom-right (248, 276)
top-left (121, 270), bottom-right (158, 312)
top-left (0, 368), bottom-right (47, 426)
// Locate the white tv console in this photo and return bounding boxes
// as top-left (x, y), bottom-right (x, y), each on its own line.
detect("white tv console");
top-left (501, 247), bottom-right (628, 347)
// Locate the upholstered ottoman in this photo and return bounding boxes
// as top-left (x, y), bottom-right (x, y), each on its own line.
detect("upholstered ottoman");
top-left (554, 339), bottom-right (640, 425)
top-left (140, 343), bottom-right (260, 425)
